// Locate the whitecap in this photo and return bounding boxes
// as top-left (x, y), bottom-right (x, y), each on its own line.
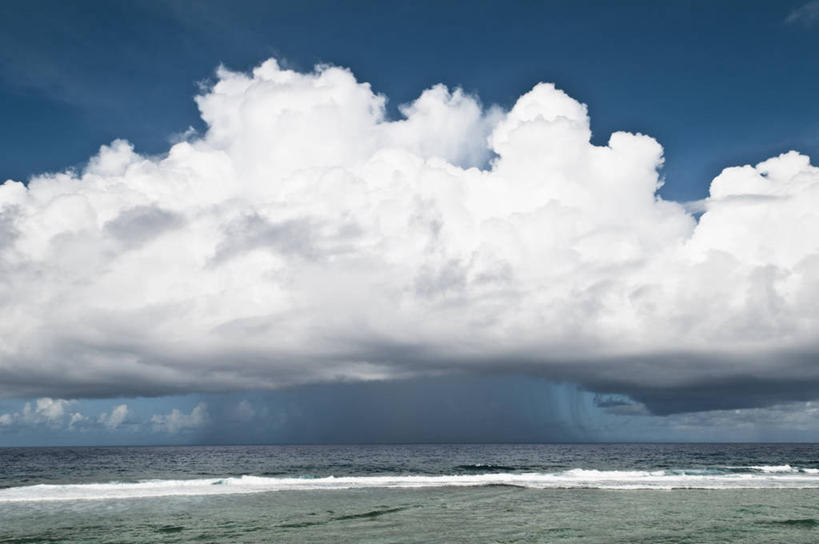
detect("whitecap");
top-left (3, 469), bottom-right (819, 502)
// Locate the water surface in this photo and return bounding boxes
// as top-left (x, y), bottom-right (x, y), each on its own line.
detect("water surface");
top-left (2, 444), bottom-right (819, 542)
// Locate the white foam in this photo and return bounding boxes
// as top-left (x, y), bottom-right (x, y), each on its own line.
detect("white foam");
top-left (750, 465), bottom-right (795, 473)
top-left (3, 470), bottom-right (819, 502)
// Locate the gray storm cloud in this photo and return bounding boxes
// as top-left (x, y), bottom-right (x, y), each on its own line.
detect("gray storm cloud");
top-left (1, 59), bottom-right (818, 411)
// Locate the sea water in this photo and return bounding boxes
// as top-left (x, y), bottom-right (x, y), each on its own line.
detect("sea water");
top-left (2, 443), bottom-right (819, 542)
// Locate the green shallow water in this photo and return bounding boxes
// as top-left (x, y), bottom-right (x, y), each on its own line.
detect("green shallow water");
top-left (3, 487), bottom-right (819, 543)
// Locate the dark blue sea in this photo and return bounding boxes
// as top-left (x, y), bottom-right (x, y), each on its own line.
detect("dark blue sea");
top-left (2, 443), bottom-right (819, 542)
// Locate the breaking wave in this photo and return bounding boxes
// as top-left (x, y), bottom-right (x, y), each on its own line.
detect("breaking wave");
top-left (4, 468), bottom-right (819, 502)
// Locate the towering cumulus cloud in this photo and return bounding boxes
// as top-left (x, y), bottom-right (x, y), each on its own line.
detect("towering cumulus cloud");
top-left (1, 59), bottom-right (818, 412)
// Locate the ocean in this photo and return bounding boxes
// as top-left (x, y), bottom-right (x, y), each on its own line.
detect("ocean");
top-left (2, 443), bottom-right (819, 543)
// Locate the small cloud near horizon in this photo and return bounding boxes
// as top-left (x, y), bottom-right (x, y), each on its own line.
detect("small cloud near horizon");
top-left (786, 0), bottom-right (819, 26)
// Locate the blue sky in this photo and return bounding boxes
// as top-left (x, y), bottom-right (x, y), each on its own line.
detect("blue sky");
top-left (2, 1), bottom-right (819, 445)
top-left (3, 1), bottom-right (818, 200)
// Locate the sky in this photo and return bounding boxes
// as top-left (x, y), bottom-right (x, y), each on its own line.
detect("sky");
top-left (1, 0), bottom-right (819, 445)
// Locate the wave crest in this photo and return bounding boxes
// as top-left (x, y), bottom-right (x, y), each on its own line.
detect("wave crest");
top-left (4, 468), bottom-right (819, 502)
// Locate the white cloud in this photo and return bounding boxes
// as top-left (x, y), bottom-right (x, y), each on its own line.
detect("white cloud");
top-left (0, 397), bottom-right (76, 427)
top-left (22, 398), bottom-right (73, 424)
top-left (67, 412), bottom-right (86, 429)
top-left (0, 399), bottom-right (132, 432)
top-left (1, 59), bottom-right (819, 411)
top-left (97, 403), bottom-right (129, 430)
top-left (786, 1), bottom-right (819, 27)
top-left (151, 402), bottom-right (209, 433)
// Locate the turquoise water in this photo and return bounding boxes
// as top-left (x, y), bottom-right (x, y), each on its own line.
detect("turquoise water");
top-left (4, 487), bottom-right (819, 542)
top-left (2, 444), bottom-right (819, 542)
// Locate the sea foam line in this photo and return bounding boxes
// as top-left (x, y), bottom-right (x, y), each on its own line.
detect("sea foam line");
top-left (3, 470), bottom-right (819, 502)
